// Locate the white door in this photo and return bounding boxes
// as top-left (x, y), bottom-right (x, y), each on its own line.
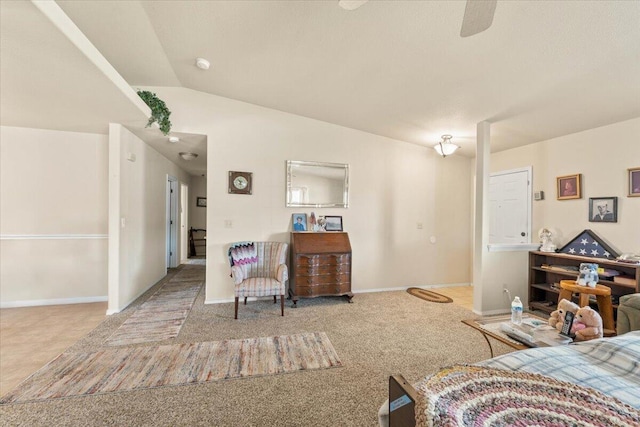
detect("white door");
top-left (166, 176), bottom-right (178, 269)
top-left (180, 183), bottom-right (188, 264)
top-left (489, 168), bottom-right (531, 244)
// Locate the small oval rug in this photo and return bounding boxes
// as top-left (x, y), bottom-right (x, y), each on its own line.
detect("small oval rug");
top-left (406, 287), bottom-right (453, 303)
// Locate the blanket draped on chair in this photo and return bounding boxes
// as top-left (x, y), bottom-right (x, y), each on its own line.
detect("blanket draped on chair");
top-left (228, 241), bottom-right (257, 269)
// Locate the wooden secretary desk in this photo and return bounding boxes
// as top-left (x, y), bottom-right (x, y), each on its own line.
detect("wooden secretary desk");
top-left (289, 232), bottom-right (353, 305)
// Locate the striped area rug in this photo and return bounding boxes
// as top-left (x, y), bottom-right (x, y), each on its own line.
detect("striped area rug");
top-left (1, 332), bottom-right (342, 404)
top-left (106, 279), bottom-right (201, 346)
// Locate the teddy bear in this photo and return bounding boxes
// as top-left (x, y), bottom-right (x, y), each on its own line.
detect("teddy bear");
top-left (548, 298), bottom-right (580, 331)
top-left (571, 306), bottom-right (603, 341)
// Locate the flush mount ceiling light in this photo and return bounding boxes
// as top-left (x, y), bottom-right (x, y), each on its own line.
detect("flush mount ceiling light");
top-left (338, 0), bottom-right (369, 10)
top-left (179, 152), bottom-right (198, 161)
top-left (433, 134), bottom-right (459, 158)
top-left (195, 57), bottom-right (210, 70)
top-left (168, 136), bottom-right (180, 143)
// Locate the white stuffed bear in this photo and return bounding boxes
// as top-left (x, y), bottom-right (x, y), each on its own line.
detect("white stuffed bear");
top-left (577, 263), bottom-right (598, 288)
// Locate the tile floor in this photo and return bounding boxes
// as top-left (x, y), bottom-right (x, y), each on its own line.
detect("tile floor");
top-left (432, 285), bottom-right (474, 311)
top-left (0, 302), bottom-right (107, 396)
top-left (0, 286), bottom-right (473, 397)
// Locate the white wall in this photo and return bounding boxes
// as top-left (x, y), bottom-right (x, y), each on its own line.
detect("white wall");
top-left (145, 87), bottom-right (473, 303)
top-left (0, 126), bottom-right (108, 307)
top-left (107, 124), bottom-right (191, 313)
top-left (492, 117), bottom-right (640, 253)
top-left (477, 118), bottom-right (640, 314)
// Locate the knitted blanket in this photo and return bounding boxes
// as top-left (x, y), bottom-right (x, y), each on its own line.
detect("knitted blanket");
top-left (415, 365), bottom-right (640, 427)
top-left (228, 242), bottom-right (257, 267)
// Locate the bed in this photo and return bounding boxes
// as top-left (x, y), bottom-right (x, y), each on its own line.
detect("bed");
top-left (379, 331), bottom-right (640, 427)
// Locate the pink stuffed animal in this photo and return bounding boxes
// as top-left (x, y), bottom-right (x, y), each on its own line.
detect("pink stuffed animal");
top-left (548, 299), bottom-right (580, 332)
top-left (571, 306), bottom-right (603, 341)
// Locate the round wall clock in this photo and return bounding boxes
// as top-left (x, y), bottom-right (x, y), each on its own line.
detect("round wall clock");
top-left (228, 171), bottom-right (252, 194)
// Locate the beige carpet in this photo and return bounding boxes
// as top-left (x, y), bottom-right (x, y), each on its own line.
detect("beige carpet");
top-left (0, 265), bottom-right (513, 426)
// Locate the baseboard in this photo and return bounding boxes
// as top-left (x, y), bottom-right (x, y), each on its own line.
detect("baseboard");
top-left (352, 283), bottom-right (472, 294)
top-left (1, 295), bottom-right (108, 309)
top-left (205, 296), bottom-right (257, 304)
top-left (204, 284), bottom-right (472, 304)
top-left (106, 270), bottom-right (180, 314)
top-left (475, 308), bottom-right (510, 316)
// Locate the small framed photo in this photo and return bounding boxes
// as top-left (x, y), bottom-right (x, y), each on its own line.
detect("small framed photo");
top-left (629, 167), bottom-right (640, 197)
top-left (589, 197), bottom-right (617, 223)
top-left (557, 174), bottom-right (581, 200)
top-left (324, 216), bottom-right (343, 231)
top-left (292, 213), bottom-right (307, 232)
top-left (196, 197), bottom-right (207, 207)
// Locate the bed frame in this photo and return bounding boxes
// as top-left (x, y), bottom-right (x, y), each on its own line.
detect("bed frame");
top-left (389, 375), bottom-right (417, 427)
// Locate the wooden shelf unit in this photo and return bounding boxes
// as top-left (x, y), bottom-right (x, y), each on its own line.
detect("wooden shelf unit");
top-left (528, 251), bottom-right (640, 322)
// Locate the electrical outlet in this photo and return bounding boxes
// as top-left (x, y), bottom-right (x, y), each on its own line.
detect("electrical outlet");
top-left (224, 220), bottom-right (233, 229)
top-left (417, 222), bottom-right (423, 229)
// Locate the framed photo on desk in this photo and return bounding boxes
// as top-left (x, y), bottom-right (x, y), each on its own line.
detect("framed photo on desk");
top-left (324, 216), bottom-right (343, 231)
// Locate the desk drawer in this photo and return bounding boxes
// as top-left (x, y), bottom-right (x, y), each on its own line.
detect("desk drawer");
top-left (293, 283), bottom-right (351, 296)
top-left (295, 273), bottom-right (350, 286)
top-left (295, 254), bottom-right (350, 267)
top-left (295, 263), bottom-right (350, 276)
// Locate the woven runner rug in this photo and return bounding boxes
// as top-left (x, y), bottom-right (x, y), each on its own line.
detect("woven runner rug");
top-left (415, 365), bottom-right (640, 427)
top-left (1, 332), bottom-right (342, 404)
top-left (105, 275), bottom-right (201, 346)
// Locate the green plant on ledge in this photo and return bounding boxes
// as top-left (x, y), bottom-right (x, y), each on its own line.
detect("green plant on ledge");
top-left (137, 90), bottom-right (172, 135)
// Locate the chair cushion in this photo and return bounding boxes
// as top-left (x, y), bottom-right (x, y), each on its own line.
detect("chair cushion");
top-left (618, 293), bottom-right (640, 335)
top-left (235, 278), bottom-right (285, 298)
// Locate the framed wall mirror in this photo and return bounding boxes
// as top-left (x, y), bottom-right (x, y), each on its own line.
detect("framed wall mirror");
top-left (286, 160), bottom-right (349, 208)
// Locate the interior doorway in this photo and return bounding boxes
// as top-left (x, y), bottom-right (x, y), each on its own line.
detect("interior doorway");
top-left (166, 175), bottom-right (178, 269)
top-left (188, 174), bottom-right (207, 259)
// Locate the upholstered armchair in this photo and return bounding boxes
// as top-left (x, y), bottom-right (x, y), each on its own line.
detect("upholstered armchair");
top-left (229, 242), bottom-right (289, 319)
top-left (617, 293), bottom-right (640, 335)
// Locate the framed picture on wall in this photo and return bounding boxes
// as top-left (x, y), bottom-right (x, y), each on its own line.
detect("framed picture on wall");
top-left (629, 167), bottom-right (640, 197)
top-left (556, 174), bottom-right (581, 200)
top-left (324, 216), bottom-right (343, 231)
top-left (197, 197), bottom-right (207, 207)
top-left (589, 197), bottom-right (617, 223)
top-left (292, 213), bottom-right (307, 231)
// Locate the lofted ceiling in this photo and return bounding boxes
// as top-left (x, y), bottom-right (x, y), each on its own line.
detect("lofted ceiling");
top-left (2, 0), bottom-right (640, 159)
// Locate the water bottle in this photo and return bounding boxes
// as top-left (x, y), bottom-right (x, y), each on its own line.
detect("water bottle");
top-left (511, 296), bottom-right (523, 325)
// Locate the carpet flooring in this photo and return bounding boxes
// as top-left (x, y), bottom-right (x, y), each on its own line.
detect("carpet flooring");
top-left (1, 332), bottom-right (341, 404)
top-left (1, 265), bottom-right (512, 426)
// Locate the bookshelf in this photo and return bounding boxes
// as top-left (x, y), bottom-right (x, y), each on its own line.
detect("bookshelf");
top-left (528, 251), bottom-right (640, 322)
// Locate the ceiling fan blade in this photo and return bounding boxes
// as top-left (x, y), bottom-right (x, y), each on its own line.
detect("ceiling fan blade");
top-left (460, 0), bottom-right (497, 37)
top-left (338, 0), bottom-right (369, 11)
